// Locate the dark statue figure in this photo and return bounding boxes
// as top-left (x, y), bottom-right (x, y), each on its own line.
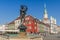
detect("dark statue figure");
top-left (18, 24), bottom-right (27, 32)
top-left (18, 5), bottom-right (27, 32)
top-left (20, 5), bottom-right (28, 22)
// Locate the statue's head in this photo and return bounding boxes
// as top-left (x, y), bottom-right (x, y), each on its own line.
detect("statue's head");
top-left (20, 5), bottom-right (28, 12)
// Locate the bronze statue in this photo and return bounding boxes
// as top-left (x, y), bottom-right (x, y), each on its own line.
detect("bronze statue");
top-left (20, 5), bottom-right (28, 22)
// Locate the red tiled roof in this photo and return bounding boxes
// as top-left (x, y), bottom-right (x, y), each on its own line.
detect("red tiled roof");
top-left (7, 15), bottom-right (50, 27)
top-left (8, 16), bottom-right (21, 25)
top-left (7, 15), bottom-right (33, 25)
top-left (25, 15), bottom-right (34, 19)
top-left (35, 18), bottom-right (50, 27)
top-left (15, 16), bottom-right (21, 20)
top-left (8, 21), bottom-right (14, 25)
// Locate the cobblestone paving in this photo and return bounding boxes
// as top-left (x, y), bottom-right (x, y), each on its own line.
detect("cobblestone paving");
top-left (0, 37), bottom-right (43, 40)
top-left (0, 35), bottom-right (43, 40)
top-left (43, 33), bottom-right (60, 40)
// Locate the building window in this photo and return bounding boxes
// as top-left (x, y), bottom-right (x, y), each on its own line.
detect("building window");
top-left (29, 26), bottom-right (31, 29)
top-left (35, 26), bottom-right (36, 29)
top-left (25, 17), bottom-right (29, 20)
top-left (18, 20), bottom-right (19, 23)
top-left (26, 21), bottom-right (29, 24)
top-left (35, 22), bottom-right (36, 24)
top-left (23, 23), bottom-right (25, 25)
top-left (45, 27), bottom-right (48, 31)
top-left (29, 21), bottom-right (31, 24)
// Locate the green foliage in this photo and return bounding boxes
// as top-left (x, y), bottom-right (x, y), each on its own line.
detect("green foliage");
top-left (39, 24), bottom-right (44, 33)
top-left (40, 29), bottom-right (44, 32)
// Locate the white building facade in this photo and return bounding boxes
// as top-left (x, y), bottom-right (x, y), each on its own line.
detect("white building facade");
top-left (42, 4), bottom-right (58, 34)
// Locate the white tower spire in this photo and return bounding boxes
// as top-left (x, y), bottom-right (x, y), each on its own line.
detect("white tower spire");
top-left (44, 3), bottom-right (48, 19)
top-left (55, 18), bottom-right (56, 24)
top-left (50, 16), bottom-right (53, 23)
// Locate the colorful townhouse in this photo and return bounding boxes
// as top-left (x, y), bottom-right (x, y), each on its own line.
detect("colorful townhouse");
top-left (23, 15), bottom-right (38, 33)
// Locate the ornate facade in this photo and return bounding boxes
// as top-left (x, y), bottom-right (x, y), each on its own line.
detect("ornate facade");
top-left (42, 4), bottom-right (50, 24)
top-left (42, 4), bottom-right (58, 33)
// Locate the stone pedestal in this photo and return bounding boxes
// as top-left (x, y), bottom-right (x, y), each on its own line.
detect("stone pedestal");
top-left (19, 32), bottom-right (26, 38)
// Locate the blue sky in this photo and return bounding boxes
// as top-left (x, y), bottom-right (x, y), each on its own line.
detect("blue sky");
top-left (0, 0), bottom-right (60, 25)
